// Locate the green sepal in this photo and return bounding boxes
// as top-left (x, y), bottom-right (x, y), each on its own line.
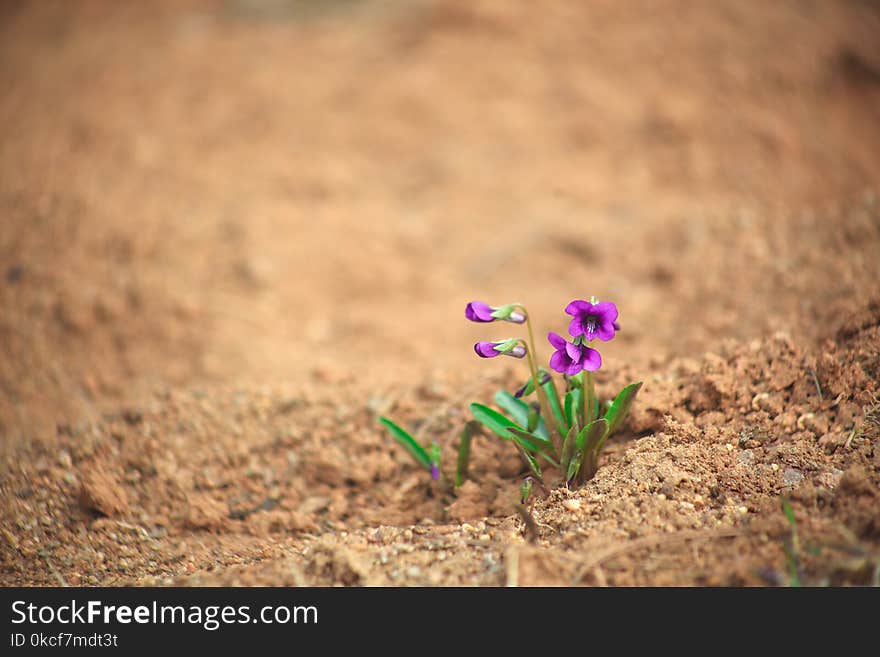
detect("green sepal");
top-left (489, 303), bottom-right (517, 320)
top-left (492, 338), bottom-right (520, 354)
top-left (520, 478), bottom-right (534, 505)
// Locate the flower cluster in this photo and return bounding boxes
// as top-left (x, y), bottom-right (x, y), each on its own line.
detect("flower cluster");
top-left (546, 299), bottom-right (619, 375)
top-left (381, 294), bottom-right (640, 494)
top-left (466, 298), bottom-right (619, 375)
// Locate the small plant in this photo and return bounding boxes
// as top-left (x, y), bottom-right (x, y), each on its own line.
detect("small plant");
top-left (380, 298), bottom-right (642, 501)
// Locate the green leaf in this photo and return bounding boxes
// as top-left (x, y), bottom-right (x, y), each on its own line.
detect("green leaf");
top-left (379, 417), bottom-right (433, 472)
top-left (455, 422), bottom-right (477, 487)
top-left (509, 428), bottom-right (556, 460)
top-left (494, 390), bottom-right (549, 440)
top-left (576, 418), bottom-right (609, 454)
top-left (603, 382), bottom-right (643, 437)
top-left (559, 423), bottom-right (579, 474)
top-left (574, 418), bottom-right (609, 484)
top-left (541, 376), bottom-right (567, 433)
top-left (526, 404), bottom-right (540, 433)
top-left (781, 498), bottom-right (797, 528)
top-left (429, 443), bottom-right (442, 467)
top-left (469, 402), bottom-right (522, 440)
top-left (566, 454), bottom-right (582, 482)
top-left (511, 440), bottom-right (543, 482)
top-left (564, 388), bottom-right (583, 429)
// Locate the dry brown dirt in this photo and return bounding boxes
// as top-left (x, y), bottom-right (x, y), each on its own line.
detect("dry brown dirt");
top-left (2, 0), bottom-right (880, 586)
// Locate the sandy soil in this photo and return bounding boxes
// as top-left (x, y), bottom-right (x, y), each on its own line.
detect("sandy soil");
top-left (1, 0), bottom-right (879, 586)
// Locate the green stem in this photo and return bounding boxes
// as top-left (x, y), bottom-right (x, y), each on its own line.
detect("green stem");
top-left (517, 306), bottom-right (563, 454)
top-left (585, 370), bottom-right (595, 428)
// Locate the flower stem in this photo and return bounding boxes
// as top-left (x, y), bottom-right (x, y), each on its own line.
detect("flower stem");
top-left (584, 370), bottom-right (596, 428)
top-left (517, 306), bottom-right (563, 453)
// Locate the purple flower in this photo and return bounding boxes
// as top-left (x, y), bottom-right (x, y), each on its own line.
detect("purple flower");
top-left (565, 300), bottom-right (618, 342)
top-left (548, 332), bottom-right (601, 374)
top-left (430, 464), bottom-right (440, 481)
top-left (465, 301), bottom-right (525, 324)
top-left (474, 339), bottom-right (526, 359)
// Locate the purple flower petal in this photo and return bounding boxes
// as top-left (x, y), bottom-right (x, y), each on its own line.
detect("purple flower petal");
top-left (581, 347), bottom-right (602, 371)
top-left (584, 321), bottom-right (599, 341)
top-left (596, 322), bottom-right (616, 341)
top-left (613, 321), bottom-right (621, 332)
top-left (549, 349), bottom-right (569, 373)
top-left (566, 359), bottom-right (585, 376)
top-left (474, 341), bottom-right (500, 358)
top-left (465, 301), bottom-right (495, 322)
top-left (547, 332), bottom-right (567, 350)
top-left (565, 299), bottom-right (592, 316)
top-left (568, 316), bottom-right (585, 337)
top-left (565, 341), bottom-right (582, 362)
top-left (591, 301), bottom-right (618, 325)
top-left (430, 464), bottom-right (440, 481)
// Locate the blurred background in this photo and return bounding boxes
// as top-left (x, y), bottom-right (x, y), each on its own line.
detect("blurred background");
top-left (1, 0), bottom-right (879, 442)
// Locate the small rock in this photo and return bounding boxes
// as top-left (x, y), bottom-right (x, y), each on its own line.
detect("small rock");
top-left (818, 431), bottom-right (847, 452)
top-left (815, 469), bottom-right (843, 490)
top-left (183, 493), bottom-right (227, 531)
top-left (797, 413), bottom-right (829, 436)
top-left (79, 466), bottom-right (130, 517)
top-left (58, 450), bottom-right (72, 469)
top-left (298, 496), bottom-right (330, 515)
top-left (562, 498), bottom-right (581, 512)
top-left (782, 468), bottom-right (804, 487)
top-left (738, 450), bottom-right (756, 466)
